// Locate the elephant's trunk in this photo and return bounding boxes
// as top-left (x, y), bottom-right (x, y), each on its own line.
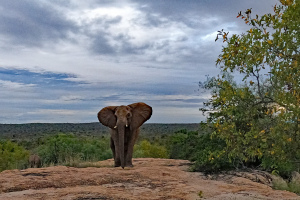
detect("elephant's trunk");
top-left (117, 126), bottom-right (125, 169)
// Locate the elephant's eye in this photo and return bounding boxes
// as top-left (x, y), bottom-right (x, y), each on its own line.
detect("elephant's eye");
top-left (127, 113), bottom-right (132, 118)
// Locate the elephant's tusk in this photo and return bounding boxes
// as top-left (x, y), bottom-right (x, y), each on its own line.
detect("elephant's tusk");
top-left (114, 125), bottom-right (117, 129)
top-left (126, 124), bottom-right (128, 127)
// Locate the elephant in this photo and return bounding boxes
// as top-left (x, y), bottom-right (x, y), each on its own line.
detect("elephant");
top-left (98, 102), bottom-right (152, 168)
top-left (29, 154), bottom-right (41, 168)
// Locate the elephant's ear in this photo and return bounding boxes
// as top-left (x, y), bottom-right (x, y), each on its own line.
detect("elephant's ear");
top-left (98, 106), bottom-right (118, 129)
top-left (128, 102), bottom-right (152, 129)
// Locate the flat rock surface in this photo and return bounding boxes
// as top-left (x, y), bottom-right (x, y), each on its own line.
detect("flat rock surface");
top-left (0, 158), bottom-right (299, 200)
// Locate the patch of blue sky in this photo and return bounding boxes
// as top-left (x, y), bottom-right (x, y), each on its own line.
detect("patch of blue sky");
top-left (0, 67), bottom-right (80, 87)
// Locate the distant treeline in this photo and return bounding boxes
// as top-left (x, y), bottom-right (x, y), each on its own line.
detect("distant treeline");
top-left (0, 123), bottom-right (199, 140)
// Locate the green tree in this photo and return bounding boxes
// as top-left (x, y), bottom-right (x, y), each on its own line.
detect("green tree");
top-left (201, 0), bottom-right (299, 175)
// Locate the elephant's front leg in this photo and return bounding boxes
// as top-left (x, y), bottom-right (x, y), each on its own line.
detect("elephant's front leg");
top-left (125, 129), bottom-right (139, 167)
top-left (110, 137), bottom-right (120, 167)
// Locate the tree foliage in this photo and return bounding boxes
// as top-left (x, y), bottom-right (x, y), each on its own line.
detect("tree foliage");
top-left (200, 0), bottom-right (299, 175)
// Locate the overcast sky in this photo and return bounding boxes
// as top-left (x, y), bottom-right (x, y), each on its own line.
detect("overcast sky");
top-left (0, 0), bottom-right (277, 124)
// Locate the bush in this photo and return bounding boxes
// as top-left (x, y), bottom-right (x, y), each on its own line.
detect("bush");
top-left (168, 129), bottom-right (231, 172)
top-left (133, 140), bottom-right (169, 158)
top-left (0, 140), bottom-right (29, 172)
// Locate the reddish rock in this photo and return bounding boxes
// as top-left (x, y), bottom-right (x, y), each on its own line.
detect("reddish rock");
top-left (0, 158), bottom-right (298, 200)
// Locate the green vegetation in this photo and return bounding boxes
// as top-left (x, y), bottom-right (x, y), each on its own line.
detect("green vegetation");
top-left (35, 133), bottom-right (112, 166)
top-left (168, 129), bottom-right (230, 172)
top-left (0, 124), bottom-right (198, 172)
top-left (0, 140), bottom-right (29, 171)
top-left (187, 0), bottom-right (299, 193)
top-left (133, 140), bottom-right (169, 158)
top-left (198, 0), bottom-right (300, 176)
top-left (0, 123), bottom-right (199, 141)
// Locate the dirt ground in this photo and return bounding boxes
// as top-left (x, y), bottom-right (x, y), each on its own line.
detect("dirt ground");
top-left (0, 158), bottom-right (299, 200)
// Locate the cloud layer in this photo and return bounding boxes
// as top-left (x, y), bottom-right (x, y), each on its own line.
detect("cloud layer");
top-left (0, 0), bottom-right (276, 123)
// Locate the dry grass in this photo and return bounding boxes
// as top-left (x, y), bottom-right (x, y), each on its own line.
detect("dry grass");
top-left (272, 172), bottom-right (300, 195)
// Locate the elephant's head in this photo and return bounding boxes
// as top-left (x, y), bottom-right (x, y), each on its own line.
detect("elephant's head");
top-left (97, 102), bottom-right (152, 168)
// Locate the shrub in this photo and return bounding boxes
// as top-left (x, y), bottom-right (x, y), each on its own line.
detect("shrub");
top-left (168, 129), bottom-right (231, 172)
top-left (0, 140), bottom-right (29, 172)
top-left (35, 133), bottom-right (112, 166)
top-left (133, 140), bottom-right (169, 158)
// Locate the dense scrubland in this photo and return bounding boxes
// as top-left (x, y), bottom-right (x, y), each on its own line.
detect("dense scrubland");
top-left (0, 123), bottom-right (198, 140)
top-left (0, 0), bottom-right (299, 195)
top-left (0, 123), bottom-right (199, 169)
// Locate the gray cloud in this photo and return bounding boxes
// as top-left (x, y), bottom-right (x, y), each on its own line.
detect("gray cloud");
top-left (0, 0), bottom-right (77, 46)
top-left (90, 32), bottom-right (116, 55)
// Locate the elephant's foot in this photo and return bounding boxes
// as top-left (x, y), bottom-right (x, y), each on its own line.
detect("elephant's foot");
top-left (114, 160), bottom-right (121, 167)
top-left (125, 161), bottom-right (134, 167)
top-left (115, 163), bottom-right (133, 168)
top-left (114, 159), bottom-right (134, 168)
